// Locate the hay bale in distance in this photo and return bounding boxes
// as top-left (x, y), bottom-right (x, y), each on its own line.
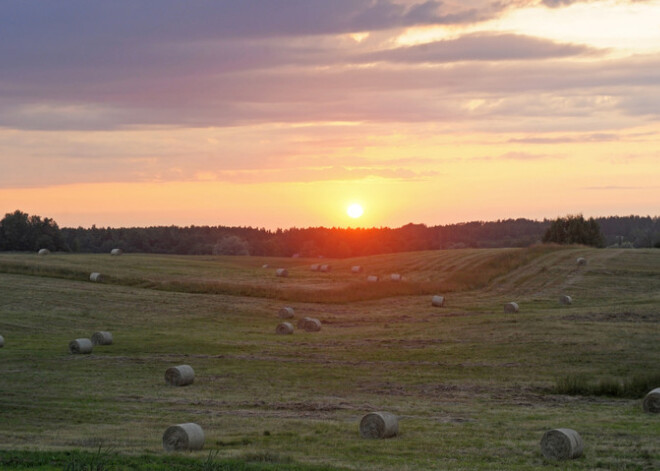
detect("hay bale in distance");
top-left (278, 306), bottom-right (295, 319)
top-left (0, 334), bottom-right (4, 348)
top-left (275, 268), bottom-right (288, 277)
top-left (576, 257), bottom-right (587, 266)
top-left (262, 264), bottom-right (269, 268)
top-left (276, 322), bottom-right (294, 335)
top-left (69, 338), bottom-right (93, 354)
top-left (320, 264), bottom-right (331, 272)
top-left (162, 423), bottom-right (205, 451)
top-left (91, 331), bottom-right (113, 346)
top-left (643, 387), bottom-right (660, 413)
top-left (165, 365), bottom-right (195, 386)
top-left (89, 272), bottom-right (103, 282)
top-left (390, 273), bottom-right (402, 281)
top-left (559, 295), bottom-right (572, 305)
top-left (359, 412), bottom-right (399, 439)
top-left (351, 265), bottom-right (363, 273)
top-left (540, 428), bottom-right (583, 461)
top-left (310, 264), bottom-right (320, 271)
top-left (431, 295), bottom-right (445, 307)
top-left (504, 302), bottom-right (519, 313)
top-left (366, 275), bottom-right (379, 282)
top-left (37, 248), bottom-right (50, 256)
top-left (110, 248), bottom-right (123, 256)
top-left (297, 317), bottom-right (321, 332)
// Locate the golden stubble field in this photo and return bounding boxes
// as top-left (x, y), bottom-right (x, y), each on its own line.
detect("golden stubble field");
top-left (0, 246), bottom-right (658, 470)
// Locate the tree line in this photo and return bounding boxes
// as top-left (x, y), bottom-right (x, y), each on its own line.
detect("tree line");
top-left (1, 209), bottom-right (658, 257)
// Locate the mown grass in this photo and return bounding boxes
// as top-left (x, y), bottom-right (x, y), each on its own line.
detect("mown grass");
top-left (0, 246), bottom-right (658, 470)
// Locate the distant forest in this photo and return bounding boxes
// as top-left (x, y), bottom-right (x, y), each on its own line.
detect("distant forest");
top-left (1, 210), bottom-right (657, 258)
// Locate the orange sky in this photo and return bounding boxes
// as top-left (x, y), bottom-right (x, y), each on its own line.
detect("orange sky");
top-left (1, 0), bottom-right (659, 229)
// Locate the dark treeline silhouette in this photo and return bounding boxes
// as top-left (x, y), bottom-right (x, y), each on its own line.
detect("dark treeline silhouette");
top-left (1, 210), bottom-right (659, 257)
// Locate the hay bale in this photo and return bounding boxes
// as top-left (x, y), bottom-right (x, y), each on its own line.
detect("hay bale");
top-left (276, 322), bottom-right (294, 335)
top-left (643, 387), bottom-right (660, 413)
top-left (359, 412), bottom-right (399, 439)
top-left (38, 248), bottom-right (50, 256)
top-left (89, 272), bottom-right (103, 282)
top-left (69, 338), bottom-right (93, 354)
top-left (540, 428), bottom-right (583, 460)
top-left (310, 264), bottom-right (320, 271)
top-left (576, 257), bottom-right (587, 266)
top-left (91, 331), bottom-right (113, 346)
top-left (431, 295), bottom-right (445, 307)
top-left (504, 302), bottom-right (519, 313)
top-left (278, 306), bottom-right (295, 319)
top-left (390, 273), bottom-right (402, 281)
top-left (351, 265), bottom-right (363, 273)
top-left (297, 317), bottom-right (321, 332)
top-left (0, 334), bottom-right (4, 348)
top-left (275, 268), bottom-right (288, 277)
top-left (320, 264), bottom-right (331, 272)
top-left (162, 423), bottom-right (205, 451)
top-left (366, 275), bottom-right (379, 282)
top-left (559, 295), bottom-right (572, 305)
top-left (262, 264), bottom-right (269, 268)
top-left (110, 248), bottom-right (123, 256)
top-left (165, 365), bottom-right (195, 386)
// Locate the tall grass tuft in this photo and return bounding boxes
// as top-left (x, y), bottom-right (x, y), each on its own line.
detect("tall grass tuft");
top-left (552, 372), bottom-right (660, 398)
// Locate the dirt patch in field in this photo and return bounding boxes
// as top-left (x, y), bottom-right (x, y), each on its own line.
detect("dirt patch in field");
top-left (562, 311), bottom-right (658, 323)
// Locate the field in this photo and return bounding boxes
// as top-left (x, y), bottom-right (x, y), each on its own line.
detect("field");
top-left (0, 246), bottom-right (658, 470)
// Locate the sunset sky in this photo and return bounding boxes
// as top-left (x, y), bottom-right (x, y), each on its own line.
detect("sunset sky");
top-left (1, 0), bottom-right (659, 229)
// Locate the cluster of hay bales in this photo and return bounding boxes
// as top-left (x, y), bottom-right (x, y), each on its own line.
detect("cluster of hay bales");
top-left (162, 423), bottom-right (205, 451)
top-left (540, 428), bottom-right (583, 461)
top-left (165, 365), bottom-right (195, 387)
top-left (89, 272), bottom-right (103, 282)
top-left (110, 248), bottom-right (123, 256)
top-left (275, 268), bottom-right (288, 277)
top-left (273, 306), bottom-right (321, 334)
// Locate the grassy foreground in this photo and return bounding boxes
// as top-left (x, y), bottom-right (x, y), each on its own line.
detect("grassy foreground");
top-left (0, 246), bottom-right (658, 470)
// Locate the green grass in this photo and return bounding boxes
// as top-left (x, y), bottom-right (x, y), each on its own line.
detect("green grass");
top-left (0, 246), bottom-right (658, 470)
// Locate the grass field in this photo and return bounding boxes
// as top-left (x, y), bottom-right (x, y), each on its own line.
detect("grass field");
top-left (0, 246), bottom-right (658, 470)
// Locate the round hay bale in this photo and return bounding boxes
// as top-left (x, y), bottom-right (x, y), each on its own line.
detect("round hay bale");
top-left (89, 272), bottom-right (103, 282)
top-left (366, 275), bottom-right (379, 282)
top-left (262, 264), bottom-right (269, 268)
top-left (162, 423), bottom-right (205, 451)
top-left (504, 302), bottom-right (519, 313)
top-left (297, 317), bottom-right (321, 332)
top-left (165, 365), bottom-right (195, 386)
top-left (559, 295), bottom-right (572, 305)
top-left (278, 306), bottom-right (295, 319)
top-left (431, 295), bottom-right (445, 307)
top-left (351, 265), bottom-right (363, 273)
top-left (37, 248), bottom-right (50, 256)
top-left (359, 412), bottom-right (399, 439)
top-left (643, 387), bottom-right (660, 413)
top-left (390, 273), bottom-right (402, 281)
top-left (310, 264), bottom-right (320, 271)
top-left (110, 248), bottom-right (123, 256)
top-left (69, 338), bottom-right (93, 354)
top-left (276, 322), bottom-right (294, 335)
top-left (275, 268), bottom-right (288, 277)
top-left (540, 428), bottom-right (583, 460)
top-left (576, 257), bottom-right (587, 266)
top-left (91, 331), bottom-right (113, 346)
top-left (0, 334), bottom-right (4, 348)
top-left (320, 264), bottom-right (331, 272)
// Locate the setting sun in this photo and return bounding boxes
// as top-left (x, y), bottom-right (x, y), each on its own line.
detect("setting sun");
top-left (347, 203), bottom-right (364, 219)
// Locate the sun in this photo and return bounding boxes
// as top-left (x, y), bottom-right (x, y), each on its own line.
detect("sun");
top-left (347, 203), bottom-right (364, 218)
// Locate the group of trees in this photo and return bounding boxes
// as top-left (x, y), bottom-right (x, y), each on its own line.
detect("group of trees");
top-left (1, 209), bottom-right (658, 257)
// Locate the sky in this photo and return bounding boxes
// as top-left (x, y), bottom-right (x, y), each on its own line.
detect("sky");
top-left (1, 0), bottom-right (659, 229)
